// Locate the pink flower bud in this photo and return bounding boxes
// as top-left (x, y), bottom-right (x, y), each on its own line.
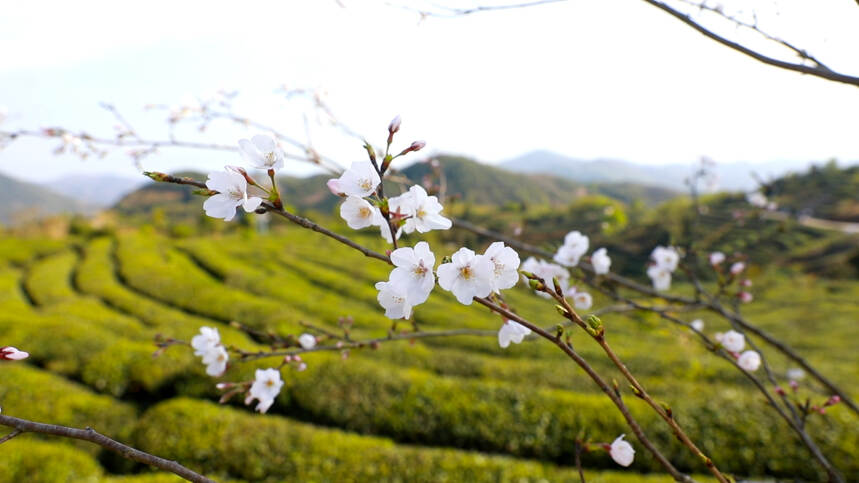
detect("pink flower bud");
top-left (730, 262), bottom-right (746, 275)
top-left (709, 252), bottom-right (725, 265)
top-left (738, 291), bottom-right (753, 303)
top-left (296, 362), bottom-right (307, 372)
top-left (789, 380), bottom-right (799, 391)
top-left (408, 140), bottom-right (426, 152)
top-left (825, 395), bottom-right (841, 407)
top-left (0, 346), bottom-right (29, 360)
top-left (740, 279), bottom-right (752, 287)
top-left (327, 178), bottom-right (345, 196)
top-left (775, 386), bottom-right (786, 396)
top-left (388, 115), bottom-right (401, 134)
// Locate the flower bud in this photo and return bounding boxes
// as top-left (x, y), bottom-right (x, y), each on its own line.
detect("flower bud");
top-left (326, 178), bottom-right (345, 197)
top-left (738, 291), bottom-right (753, 303)
top-left (730, 262), bottom-right (746, 275)
top-left (0, 346), bottom-right (29, 360)
top-left (388, 115), bottom-right (401, 134)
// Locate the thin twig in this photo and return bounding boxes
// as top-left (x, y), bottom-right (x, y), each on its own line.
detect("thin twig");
top-left (0, 415), bottom-right (215, 483)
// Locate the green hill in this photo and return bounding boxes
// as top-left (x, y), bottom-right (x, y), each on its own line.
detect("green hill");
top-left (0, 172), bottom-right (92, 224)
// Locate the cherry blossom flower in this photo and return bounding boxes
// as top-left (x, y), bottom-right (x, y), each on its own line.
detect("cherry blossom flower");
top-left (709, 252), bottom-right (725, 266)
top-left (238, 134), bottom-right (284, 170)
top-left (340, 196), bottom-right (378, 229)
top-left (388, 115), bottom-right (401, 134)
top-left (201, 345), bottom-right (229, 376)
top-left (246, 368), bottom-right (284, 414)
top-left (554, 231), bottom-right (589, 267)
top-left (650, 246), bottom-right (679, 271)
top-left (646, 265), bottom-right (672, 291)
top-left (334, 161), bottom-right (381, 197)
top-left (572, 291), bottom-right (593, 310)
top-left (737, 350), bottom-right (761, 372)
top-left (191, 327), bottom-right (221, 357)
top-left (298, 334), bottom-right (316, 350)
top-left (326, 178), bottom-right (345, 196)
top-left (690, 319), bottom-right (705, 332)
top-left (721, 330), bottom-right (745, 352)
top-left (498, 320), bottom-right (531, 348)
top-left (389, 241), bottom-right (436, 304)
top-left (591, 247), bottom-right (611, 275)
top-left (400, 185), bottom-right (452, 233)
top-left (610, 434), bottom-right (635, 467)
top-left (437, 248), bottom-right (493, 305)
top-left (730, 262), bottom-right (746, 275)
top-left (746, 191), bottom-right (768, 208)
top-left (483, 242), bottom-right (520, 293)
top-left (375, 281), bottom-right (414, 319)
top-left (787, 368), bottom-right (806, 381)
top-left (738, 291), bottom-right (754, 303)
top-left (203, 169), bottom-right (263, 221)
top-left (0, 346), bottom-right (29, 360)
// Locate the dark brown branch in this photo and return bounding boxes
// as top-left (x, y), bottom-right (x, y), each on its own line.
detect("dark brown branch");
top-left (642, 0), bottom-right (859, 88)
top-left (0, 414), bottom-right (215, 483)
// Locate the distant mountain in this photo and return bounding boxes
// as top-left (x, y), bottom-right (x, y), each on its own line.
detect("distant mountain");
top-left (0, 173), bottom-right (93, 224)
top-left (499, 150), bottom-right (830, 191)
top-left (43, 174), bottom-right (146, 207)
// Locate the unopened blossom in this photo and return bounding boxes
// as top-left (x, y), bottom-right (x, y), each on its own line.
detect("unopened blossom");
top-left (554, 231), bottom-right (589, 267)
top-left (437, 247), bottom-right (493, 305)
top-left (400, 185), bottom-right (452, 233)
top-left (591, 247), bottom-right (611, 275)
top-left (573, 291), bottom-right (593, 310)
top-left (326, 178), bottom-right (345, 196)
top-left (191, 327), bottom-right (221, 357)
top-left (246, 368), bottom-right (284, 414)
top-left (375, 281), bottom-right (414, 319)
top-left (651, 246), bottom-right (679, 271)
top-left (498, 320), bottom-right (531, 348)
top-left (721, 330), bottom-right (745, 352)
top-left (690, 319), bottom-right (705, 332)
top-left (203, 169), bottom-right (263, 221)
top-left (388, 115), bottom-right (401, 134)
top-left (340, 196), bottom-right (378, 229)
top-left (646, 265), bottom-right (672, 291)
top-left (738, 291), bottom-right (754, 303)
top-left (483, 242), bottom-right (520, 293)
top-left (730, 262), bottom-right (745, 275)
top-left (238, 134), bottom-right (284, 170)
top-left (709, 252), bottom-right (725, 266)
top-left (201, 345), bottom-right (229, 376)
top-left (0, 346), bottom-right (29, 360)
top-left (298, 334), bottom-right (316, 350)
top-left (389, 241), bottom-right (436, 304)
top-left (610, 434), bottom-right (635, 467)
top-left (334, 161), bottom-right (381, 197)
top-left (737, 350), bottom-right (761, 372)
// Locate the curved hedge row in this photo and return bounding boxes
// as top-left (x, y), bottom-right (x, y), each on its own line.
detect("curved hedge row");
top-left (134, 397), bottom-right (684, 483)
top-left (23, 250), bottom-right (78, 305)
top-left (0, 439), bottom-right (104, 483)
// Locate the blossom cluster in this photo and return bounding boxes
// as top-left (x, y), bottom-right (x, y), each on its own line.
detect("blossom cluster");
top-left (714, 329), bottom-right (761, 372)
top-left (191, 327), bottom-right (229, 376)
top-left (646, 245), bottom-right (679, 291)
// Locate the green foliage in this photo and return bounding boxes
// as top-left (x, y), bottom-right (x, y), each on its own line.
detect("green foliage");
top-left (0, 439), bottom-right (104, 483)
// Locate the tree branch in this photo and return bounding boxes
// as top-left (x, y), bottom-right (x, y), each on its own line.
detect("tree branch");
top-left (0, 414), bottom-right (216, 483)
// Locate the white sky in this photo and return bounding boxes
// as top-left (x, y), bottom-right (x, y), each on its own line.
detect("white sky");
top-left (1, 0), bottom-right (858, 183)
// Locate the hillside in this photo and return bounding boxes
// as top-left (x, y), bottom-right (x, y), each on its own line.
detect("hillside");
top-left (43, 174), bottom-right (146, 207)
top-left (499, 150), bottom-right (827, 191)
top-left (766, 161), bottom-right (859, 222)
top-left (0, 172), bottom-right (93, 224)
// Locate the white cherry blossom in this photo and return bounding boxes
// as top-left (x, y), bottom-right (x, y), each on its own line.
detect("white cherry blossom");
top-left (0, 346), bottom-right (28, 360)
top-left (738, 350), bottom-right (761, 372)
top-left (721, 330), bottom-right (745, 352)
top-left (201, 345), bottom-right (229, 377)
top-left (646, 265), bottom-right (672, 291)
top-left (554, 231), bottom-right (589, 267)
top-left (389, 241), bottom-right (436, 304)
top-left (238, 134), bottom-right (284, 170)
top-left (572, 291), bottom-right (593, 310)
top-left (375, 281), bottom-right (414, 319)
top-left (730, 262), bottom-right (746, 275)
top-left (591, 247), bottom-right (611, 275)
top-left (498, 320), bottom-right (531, 348)
top-left (400, 185), bottom-right (452, 233)
top-left (483, 242), bottom-right (520, 293)
top-left (191, 327), bottom-right (221, 357)
top-left (335, 161), bottom-right (381, 197)
top-left (437, 248), bottom-right (493, 305)
top-left (203, 169), bottom-right (263, 221)
top-left (246, 368), bottom-right (284, 414)
top-left (298, 334), bottom-right (316, 350)
top-left (690, 319), bottom-right (705, 332)
top-left (610, 434), bottom-right (635, 467)
top-left (340, 196), bottom-right (378, 229)
top-left (709, 252), bottom-right (726, 265)
top-left (651, 246), bottom-right (679, 271)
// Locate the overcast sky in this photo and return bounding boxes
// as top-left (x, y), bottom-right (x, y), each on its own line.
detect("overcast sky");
top-left (1, 0), bottom-right (858, 183)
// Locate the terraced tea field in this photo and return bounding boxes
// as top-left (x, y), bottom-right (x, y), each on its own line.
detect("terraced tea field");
top-left (0, 227), bottom-right (856, 482)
